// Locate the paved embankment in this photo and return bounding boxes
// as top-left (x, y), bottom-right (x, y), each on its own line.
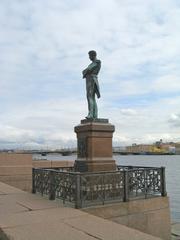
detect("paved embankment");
top-left (0, 181), bottom-right (162, 240)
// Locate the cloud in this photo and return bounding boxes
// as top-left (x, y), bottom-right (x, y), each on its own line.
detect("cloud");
top-left (153, 75), bottom-right (180, 92)
top-left (0, 0), bottom-right (180, 148)
top-left (119, 108), bottom-right (137, 116)
top-left (168, 113), bottom-right (180, 127)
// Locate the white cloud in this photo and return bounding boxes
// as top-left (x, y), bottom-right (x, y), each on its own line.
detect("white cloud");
top-left (169, 113), bottom-right (180, 127)
top-left (0, 0), bottom-right (180, 148)
top-left (119, 108), bottom-right (137, 116)
top-left (153, 75), bottom-right (180, 92)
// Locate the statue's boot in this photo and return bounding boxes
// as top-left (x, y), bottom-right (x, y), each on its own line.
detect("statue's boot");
top-left (86, 113), bottom-right (93, 119)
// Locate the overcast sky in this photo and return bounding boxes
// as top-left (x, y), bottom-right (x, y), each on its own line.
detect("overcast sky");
top-left (0, 0), bottom-right (180, 149)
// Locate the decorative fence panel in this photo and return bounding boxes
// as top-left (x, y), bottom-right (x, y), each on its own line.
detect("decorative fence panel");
top-left (32, 165), bottom-right (167, 208)
top-left (80, 171), bottom-right (124, 207)
top-left (54, 171), bottom-right (76, 203)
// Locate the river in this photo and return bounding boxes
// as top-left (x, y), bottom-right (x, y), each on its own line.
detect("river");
top-left (33, 154), bottom-right (180, 223)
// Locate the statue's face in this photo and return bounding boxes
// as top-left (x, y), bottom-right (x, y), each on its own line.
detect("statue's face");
top-left (89, 54), bottom-right (96, 61)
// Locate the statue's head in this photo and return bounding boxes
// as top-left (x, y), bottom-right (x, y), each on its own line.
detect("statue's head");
top-left (88, 50), bottom-right (97, 61)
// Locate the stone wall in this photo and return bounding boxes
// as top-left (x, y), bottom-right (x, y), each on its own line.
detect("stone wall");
top-left (0, 153), bottom-right (32, 192)
top-left (0, 153), bottom-right (74, 192)
top-left (32, 160), bottom-right (74, 168)
top-left (83, 197), bottom-right (171, 240)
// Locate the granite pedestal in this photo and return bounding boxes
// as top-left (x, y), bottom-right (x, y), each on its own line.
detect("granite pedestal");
top-left (74, 119), bottom-right (116, 172)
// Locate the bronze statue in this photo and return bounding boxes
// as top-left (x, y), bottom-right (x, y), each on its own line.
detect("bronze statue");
top-left (82, 50), bottom-right (101, 119)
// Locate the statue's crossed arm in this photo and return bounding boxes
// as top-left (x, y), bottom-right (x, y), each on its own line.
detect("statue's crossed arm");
top-left (82, 62), bottom-right (98, 78)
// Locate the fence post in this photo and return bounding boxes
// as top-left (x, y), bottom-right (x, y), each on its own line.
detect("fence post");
top-left (40, 170), bottom-right (44, 196)
top-left (32, 168), bottom-right (36, 194)
top-left (144, 169), bottom-right (147, 199)
top-left (75, 174), bottom-right (81, 209)
top-left (49, 171), bottom-right (56, 200)
top-left (123, 171), bottom-right (129, 202)
top-left (161, 167), bottom-right (167, 197)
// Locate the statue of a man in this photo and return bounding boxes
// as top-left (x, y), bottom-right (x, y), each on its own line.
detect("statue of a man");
top-left (82, 50), bottom-right (101, 119)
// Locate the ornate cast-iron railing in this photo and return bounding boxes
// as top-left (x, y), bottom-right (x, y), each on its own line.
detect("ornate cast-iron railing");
top-left (32, 165), bottom-right (167, 208)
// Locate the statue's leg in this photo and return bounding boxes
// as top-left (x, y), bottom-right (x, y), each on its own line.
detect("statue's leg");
top-left (93, 94), bottom-right (98, 119)
top-left (88, 95), bottom-right (94, 118)
top-left (86, 95), bottom-right (93, 118)
top-left (87, 94), bottom-right (90, 114)
top-left (86, 77), bottom-right (94, 118)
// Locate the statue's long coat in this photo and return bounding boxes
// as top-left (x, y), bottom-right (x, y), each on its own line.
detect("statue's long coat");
top-left (82, 59), bottom-right (101, 98)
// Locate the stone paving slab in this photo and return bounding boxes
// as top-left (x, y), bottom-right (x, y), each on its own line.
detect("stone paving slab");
top-left (0, 182), bottom-right (24, 194)
top-left (0, 182), bottom-right (162, 240)
top-left (0, 208), bottom-right (88, 229)
top-left (0, 196), bottom-right (28, 215)
top-left (3, 222), bottom-right (96, 240)
top-left (0, 194), bottom-right (63, 215)
top-left (9, 193), bottom-right (63, 211)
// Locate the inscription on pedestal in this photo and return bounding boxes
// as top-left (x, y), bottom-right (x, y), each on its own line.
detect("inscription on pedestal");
top-left (78, 138), bottom-right (87, 158)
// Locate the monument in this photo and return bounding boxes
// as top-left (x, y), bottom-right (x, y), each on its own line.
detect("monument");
top-left (32, 51), bottom-right (170, 240)
top-left (74, 51), bottom-right (116, 172)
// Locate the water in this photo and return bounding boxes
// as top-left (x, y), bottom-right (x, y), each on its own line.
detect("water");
top-left (33, 154), bottom-right (180, 223)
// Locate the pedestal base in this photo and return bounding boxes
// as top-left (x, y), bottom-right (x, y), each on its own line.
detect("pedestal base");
top-left (74, 119), bottom-right (116, 172)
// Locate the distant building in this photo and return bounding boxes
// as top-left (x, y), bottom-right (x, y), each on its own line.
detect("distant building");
top-left (126, 144), bottom-right (152, 154)
top-left (126, 140), bottom-right (177, 154)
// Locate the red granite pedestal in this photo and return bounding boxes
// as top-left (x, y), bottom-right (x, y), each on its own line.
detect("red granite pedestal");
top-left (74, 119), bottom-right (116, 172)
